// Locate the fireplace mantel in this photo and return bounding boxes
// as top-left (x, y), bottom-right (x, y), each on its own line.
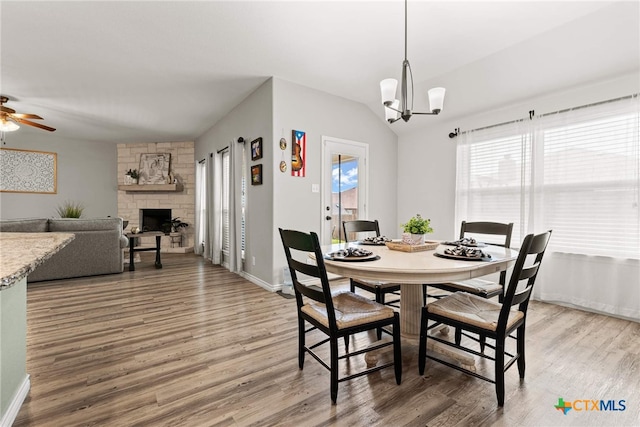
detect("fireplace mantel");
top-left (118, 183), bottom-right (183, 192)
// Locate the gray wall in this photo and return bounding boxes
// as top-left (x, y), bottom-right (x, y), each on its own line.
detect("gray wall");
top-left (271, 78), bottom-right (398, 286)
top-left (0, 130), bottom-right (118, 219)
top-left (195, 78), bottom-right (274, 283)
top-left (195, 77), bottom-right (399, 289)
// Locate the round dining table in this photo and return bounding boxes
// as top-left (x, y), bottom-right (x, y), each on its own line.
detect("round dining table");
top-left (319, 242), bottom-right (518, 339)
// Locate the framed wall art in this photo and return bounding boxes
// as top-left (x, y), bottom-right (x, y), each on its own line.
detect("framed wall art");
top-left (251, 137), bottom-right (263, 161)
top-left (138, 153), bottom-right (171, 184)
top-left (251, 164), bottom-right (263, 185)
top-left (0, 148), bottom-right (57, 194)
top-left (291, 130), bottom-right (306, 177)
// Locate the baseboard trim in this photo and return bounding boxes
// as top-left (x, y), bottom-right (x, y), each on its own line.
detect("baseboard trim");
top-left (239, 272), bottom-right (345, 293)
top-left (240, 272), bottom-right (279, 292)
top-left (1, 374), bottom-right (30, 427)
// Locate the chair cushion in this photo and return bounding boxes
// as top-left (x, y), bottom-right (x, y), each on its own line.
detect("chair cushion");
top-left (427, 292), bottom-right (524, 332)
top-left (301, 291), bottom-right (395, 329)
top-left (442, 278), bottom-right (502, 296)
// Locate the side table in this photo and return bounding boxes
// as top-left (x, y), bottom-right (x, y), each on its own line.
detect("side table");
top-left (126, 232), bottom-right (163, 271)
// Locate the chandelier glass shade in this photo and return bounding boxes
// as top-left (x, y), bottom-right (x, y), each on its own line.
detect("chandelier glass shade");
top-left (380, 0), bottom-right (446, 123)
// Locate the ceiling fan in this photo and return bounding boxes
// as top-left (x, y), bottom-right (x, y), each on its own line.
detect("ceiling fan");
top-left (0, 96), bottom-right (56, 132)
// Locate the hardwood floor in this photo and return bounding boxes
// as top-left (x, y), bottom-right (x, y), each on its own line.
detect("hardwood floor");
top-left (14, 253), bottom-right (640, 426)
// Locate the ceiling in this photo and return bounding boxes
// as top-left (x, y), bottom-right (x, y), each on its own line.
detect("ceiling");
top-left (1, 1), bottom-right (638, 143)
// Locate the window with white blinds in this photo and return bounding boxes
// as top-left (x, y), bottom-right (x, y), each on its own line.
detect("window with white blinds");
top-left (221, 149), bottom-right (230, 257)
top-left (456, 95), bottom-right (639, 259)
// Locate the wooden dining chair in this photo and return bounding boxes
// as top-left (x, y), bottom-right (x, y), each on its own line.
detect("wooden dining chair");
top-left (419, 230), bottom-right (552, 406)
top-left (343, 220), bottom-right (401, 309)
top-left (279, 228), bottom-right (402, 404)
top-left (423, 221), bottom-right (514, 305)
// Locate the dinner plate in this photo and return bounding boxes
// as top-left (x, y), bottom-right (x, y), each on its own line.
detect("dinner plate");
top-left (441, 240), bottom-right (487, 248)
top-left (324, 253), bottom-right (380, 262)
top-left (357, 240), bottom-right (388, 246)
top-left (434, 245), bottom-right (492, 261)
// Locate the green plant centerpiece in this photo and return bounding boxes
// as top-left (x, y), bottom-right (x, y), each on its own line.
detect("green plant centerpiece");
top-left (401, 214), bottom-right (433, 245)
top-left (162, 217), bottom-right (189, 234)
top-left (56, 201), bottom-right (84, 218)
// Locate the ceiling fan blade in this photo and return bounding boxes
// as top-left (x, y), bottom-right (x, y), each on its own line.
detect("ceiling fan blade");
top-left (11, 113), bottom-right (44, 120)
top-left (14, 117), bottom-right (56, 132)
top-left (1, 105), bottom-right (16, 114)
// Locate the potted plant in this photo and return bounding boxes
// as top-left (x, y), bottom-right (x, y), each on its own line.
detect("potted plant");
top-left (401, 214), bottom-right (433, 245)
top-left (125, 169), bottom-right (139, 185)
top-left (162, 217), bottom-right (189, 234)
top-left (56, 201), bottom-right (84, 218)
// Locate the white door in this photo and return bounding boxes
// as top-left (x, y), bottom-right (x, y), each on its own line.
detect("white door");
top-left (321, 136), bottom-right (369, 245)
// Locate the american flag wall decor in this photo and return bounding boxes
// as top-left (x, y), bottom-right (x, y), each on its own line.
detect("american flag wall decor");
top-left (291, 129), bottom-right (306, 177)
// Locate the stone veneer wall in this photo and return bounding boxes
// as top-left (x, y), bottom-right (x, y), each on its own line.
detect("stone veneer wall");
top-left (117, 141), bottom-right (195, 252)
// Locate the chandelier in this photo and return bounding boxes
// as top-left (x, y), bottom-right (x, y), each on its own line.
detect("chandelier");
top-left (380, 0), bottom-right (445, 123)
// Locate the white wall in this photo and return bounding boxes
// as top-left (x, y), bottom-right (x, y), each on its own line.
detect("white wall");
top-left (398, 72), bottom-right (640, 240)
top-left (0, 131), bottom-right (118, 219)
top-left (272, 78), bottom-right (398, 286)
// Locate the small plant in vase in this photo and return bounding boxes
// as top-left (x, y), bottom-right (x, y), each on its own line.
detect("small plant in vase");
top-left (125, 169), bottom-right (139, 185)
top-left (401, 214), bottom-right (433, 245)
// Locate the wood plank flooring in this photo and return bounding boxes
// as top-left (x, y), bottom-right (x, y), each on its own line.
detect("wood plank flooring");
top-left (14, 253), bottom-right (640, 426)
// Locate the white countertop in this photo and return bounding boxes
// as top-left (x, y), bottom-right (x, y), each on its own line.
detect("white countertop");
top-left (0, 232), bottom-right (75, 289)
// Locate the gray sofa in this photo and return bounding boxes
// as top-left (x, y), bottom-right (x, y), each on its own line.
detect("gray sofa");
top-left (0, 217), bottom-right (129, 282)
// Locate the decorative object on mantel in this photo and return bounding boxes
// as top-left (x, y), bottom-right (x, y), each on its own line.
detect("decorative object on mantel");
top-left (251, 164), bottom-right (263, 185)
top-left (401, 214), bottom-right (433, 245)
top-left (291, 129), bottom-right (306, 177)
top-left (251, 137), bottom-right (263, 161)
top-left (124, 169), bottom-right (139, 185)
top-left (379, 0), bottom-right (445, 124)
top-left (56, 200), bottom-right (84, 218)
top-left (0, 148), bottom-right (57, 194)
top-left (138, 153), bottom-right (171, 184)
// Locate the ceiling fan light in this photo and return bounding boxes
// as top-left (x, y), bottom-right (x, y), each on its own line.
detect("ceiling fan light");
top-left (428, 87), bottom-right (446, 114)
top-left (380, 79), bottom-right (398, 105)
top-left (0, 119), bottom-right (20, 132)
top-left (385, 100), bottom-right (400, 121)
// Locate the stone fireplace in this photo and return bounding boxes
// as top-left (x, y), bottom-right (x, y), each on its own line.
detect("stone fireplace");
top-left (117, 141), bottom-right (195, 253)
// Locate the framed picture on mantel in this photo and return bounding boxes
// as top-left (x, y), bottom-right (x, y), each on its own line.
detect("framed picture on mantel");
top-left (138, 153), bottom-right (171, 184)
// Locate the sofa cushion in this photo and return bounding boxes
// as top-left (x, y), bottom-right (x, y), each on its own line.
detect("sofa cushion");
top-left (48, 217), bottom-right (123, 232)
top-left (0, 218), bottom-right (49, 232)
